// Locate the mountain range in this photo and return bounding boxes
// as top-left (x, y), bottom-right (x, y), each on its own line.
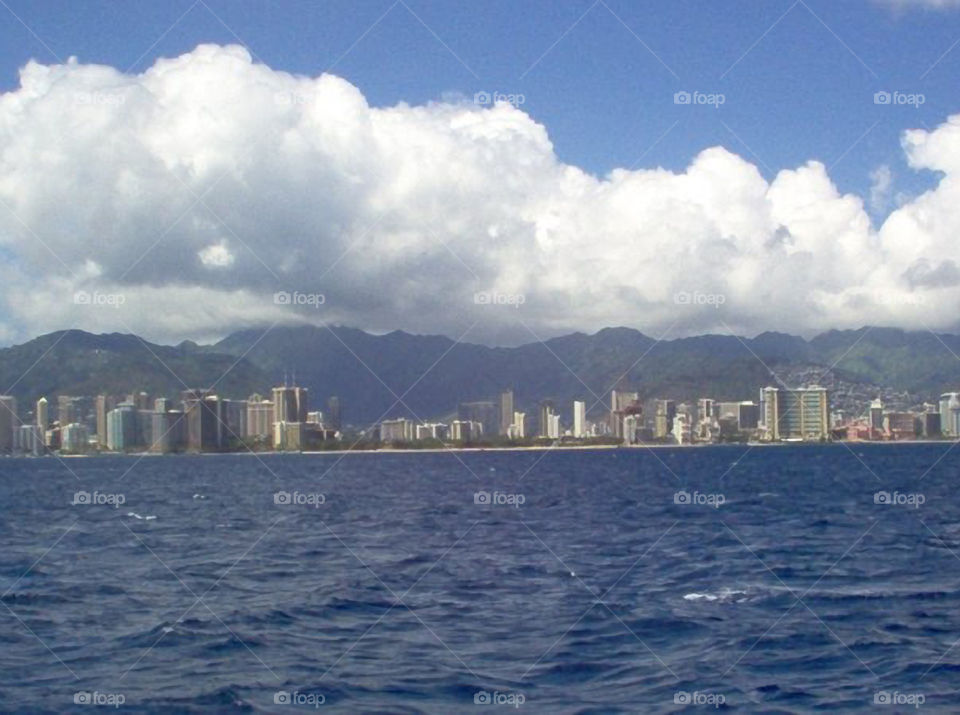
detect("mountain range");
top-left (1, 325), bottom-right (958, 426)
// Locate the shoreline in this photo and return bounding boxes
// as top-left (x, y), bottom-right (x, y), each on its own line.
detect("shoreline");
top-left (14, 439), bottom-right (960, 458)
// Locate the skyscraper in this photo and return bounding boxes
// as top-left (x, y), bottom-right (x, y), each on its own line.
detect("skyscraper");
top-left (760, 386), bottom-right (829, 441)
top-left (573, 400), bottom-right (586, 438)
top-left (57, 395), bottom-right (79, 427)
top-left (273, 386), bottom-right (308, 424)
top-left (95, 395), bottom-right (113, 447)
top-left (499, 389), bottom-right (514, 436)
top-left (247, 394), bottom-right (276, 439)
top-left (940, 393), bottom-right (960, 438)
top-left (610, 390), bottom-right (640, 439)
top-left (106, 402), bottom-right (137, 451)
top-left (0, 395), bottom-right (17, 452)
top-left (654, 400), bottom-right (676, 439)
top-left (326, 396), bottom-right (341, 431)
top-left (36, 396), bottom-right (48, 431)
top-left (182, 390), bottom-right (225, 451)
top-left (539, 400), bottom-right (558, 439)
top-left (508, 411), bottom-right (526, 439)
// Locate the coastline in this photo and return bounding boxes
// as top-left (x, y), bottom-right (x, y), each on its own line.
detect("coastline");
top-left (20, 439), bottom-right (960, 458)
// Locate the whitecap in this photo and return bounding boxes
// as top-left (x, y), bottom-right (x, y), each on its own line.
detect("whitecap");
top-left (126, 512), bottom-right (157, 521)
top-left (684, 588), bottom-right (748, 603)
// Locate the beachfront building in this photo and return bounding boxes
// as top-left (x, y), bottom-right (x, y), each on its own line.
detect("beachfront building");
top-left (380, 418), bottom-right (414, 443)
top-left (760, 386), bottom-right (830, 441)
top-left (573, 401), bottom-right (586, 438)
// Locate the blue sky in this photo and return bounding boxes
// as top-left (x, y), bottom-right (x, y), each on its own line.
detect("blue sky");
top-left (0, 1), bottom-right (959, 345)
top-left (0, 0), bottom-right (956, 211)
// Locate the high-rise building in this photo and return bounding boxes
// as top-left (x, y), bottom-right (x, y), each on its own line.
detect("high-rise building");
top-left (883, 412), bottom-right (917, 440)
top-left (869, 399), bottom-right (884, 432)
top-left (36, 396), bottom-right (49, 431)
top-left (940, 393), bottom-right (960, 438)
top-left (538, 401), bottom-right (557, 439)
top-left (499, 389), bottom-right (514, 436)
top-left (921, 410), bottom-right (941, 438)
top-left (14, 424), bottom-right (42, 455)
top-left (573, 400), bottom-right (587, 438)
top-left (380, 418), bottom-right (414, 442)
top-left (547, 412), bottom-right (561, 439)
top-left (182, 390), bottom-right (225, 451)
top-left (107, 402), bottom-right (138, 451)
top-left (458, 401), bottom-right (498, 437)
top-left (698, 398), bottom-right (716, 423)
top-left (416, 423), bottom-right (448, 440)
top-left (508, 411), bottom-right (526, 440)
top-left (274, 421), bottom-right (305, 451)
top-left (760, 386), bottom-right (829, 441)
top-left (273, 386), bottom-right (308, 424)
top-left (95, 395), bottom-right (114, 447)
top-left (246, 394), bottom-right (276, 439)
top-left (222, 399), bottom-right (247, 440)
top-left (272, 387), bottom-right (296, 423)
top-left (622, 414), bottom-right (640, 445)
top-left (326, 396), bottom-right (341, 431)
top-left (62, 423), bottom-right (89, 453)
top-left (57, 395), bottom-right (86, 428)
top-left (610, 390), bottom-right (641, 439)
top-left (673, 413), bottom-right (691, 445)
top-left (654, 400), bottom-right (676, 439)
top-left (716, 401), bottom-right (760, 431)
top-left (450, 419), bottom-right (482, 442)
top-left (0, 395), bottom-right (17, 452)
top-left (150, 410), bottom-right (186, 453)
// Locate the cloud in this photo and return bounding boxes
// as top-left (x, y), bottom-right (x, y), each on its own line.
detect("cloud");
top-left (874, 0), bottom-right (960, 9)
top-left (0, 44), bottom-right (958, 346)
top-left (869, 165), bottom-right (893, 212)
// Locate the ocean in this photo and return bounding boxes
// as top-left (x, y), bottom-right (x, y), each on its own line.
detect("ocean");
top-left (1, 443), bottom-right (957, 712)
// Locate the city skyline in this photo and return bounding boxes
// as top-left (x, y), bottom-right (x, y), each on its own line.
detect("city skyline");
top-left (5, 370), bottom-right (960, 455)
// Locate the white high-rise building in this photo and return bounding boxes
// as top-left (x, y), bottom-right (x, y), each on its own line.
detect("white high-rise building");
top-left (573, 401), bottom-right (586, 438)
top-left (508, 411), bottom-right (525, 439)
top-left (547, 413), bottom-right (561, 440)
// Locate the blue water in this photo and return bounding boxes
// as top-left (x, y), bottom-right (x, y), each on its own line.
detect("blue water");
top-left (1, 444), bottom-right (959, 712)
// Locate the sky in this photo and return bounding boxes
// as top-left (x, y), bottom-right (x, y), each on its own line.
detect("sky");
top-left (0, 0), bottom-right (959, 346)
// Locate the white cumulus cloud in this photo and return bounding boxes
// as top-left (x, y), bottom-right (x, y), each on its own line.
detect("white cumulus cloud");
top-left (0, 44), bottom-right (958, 345)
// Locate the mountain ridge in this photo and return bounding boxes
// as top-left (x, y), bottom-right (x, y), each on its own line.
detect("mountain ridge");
top-left (0, 325), bottom-right (956, 425)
